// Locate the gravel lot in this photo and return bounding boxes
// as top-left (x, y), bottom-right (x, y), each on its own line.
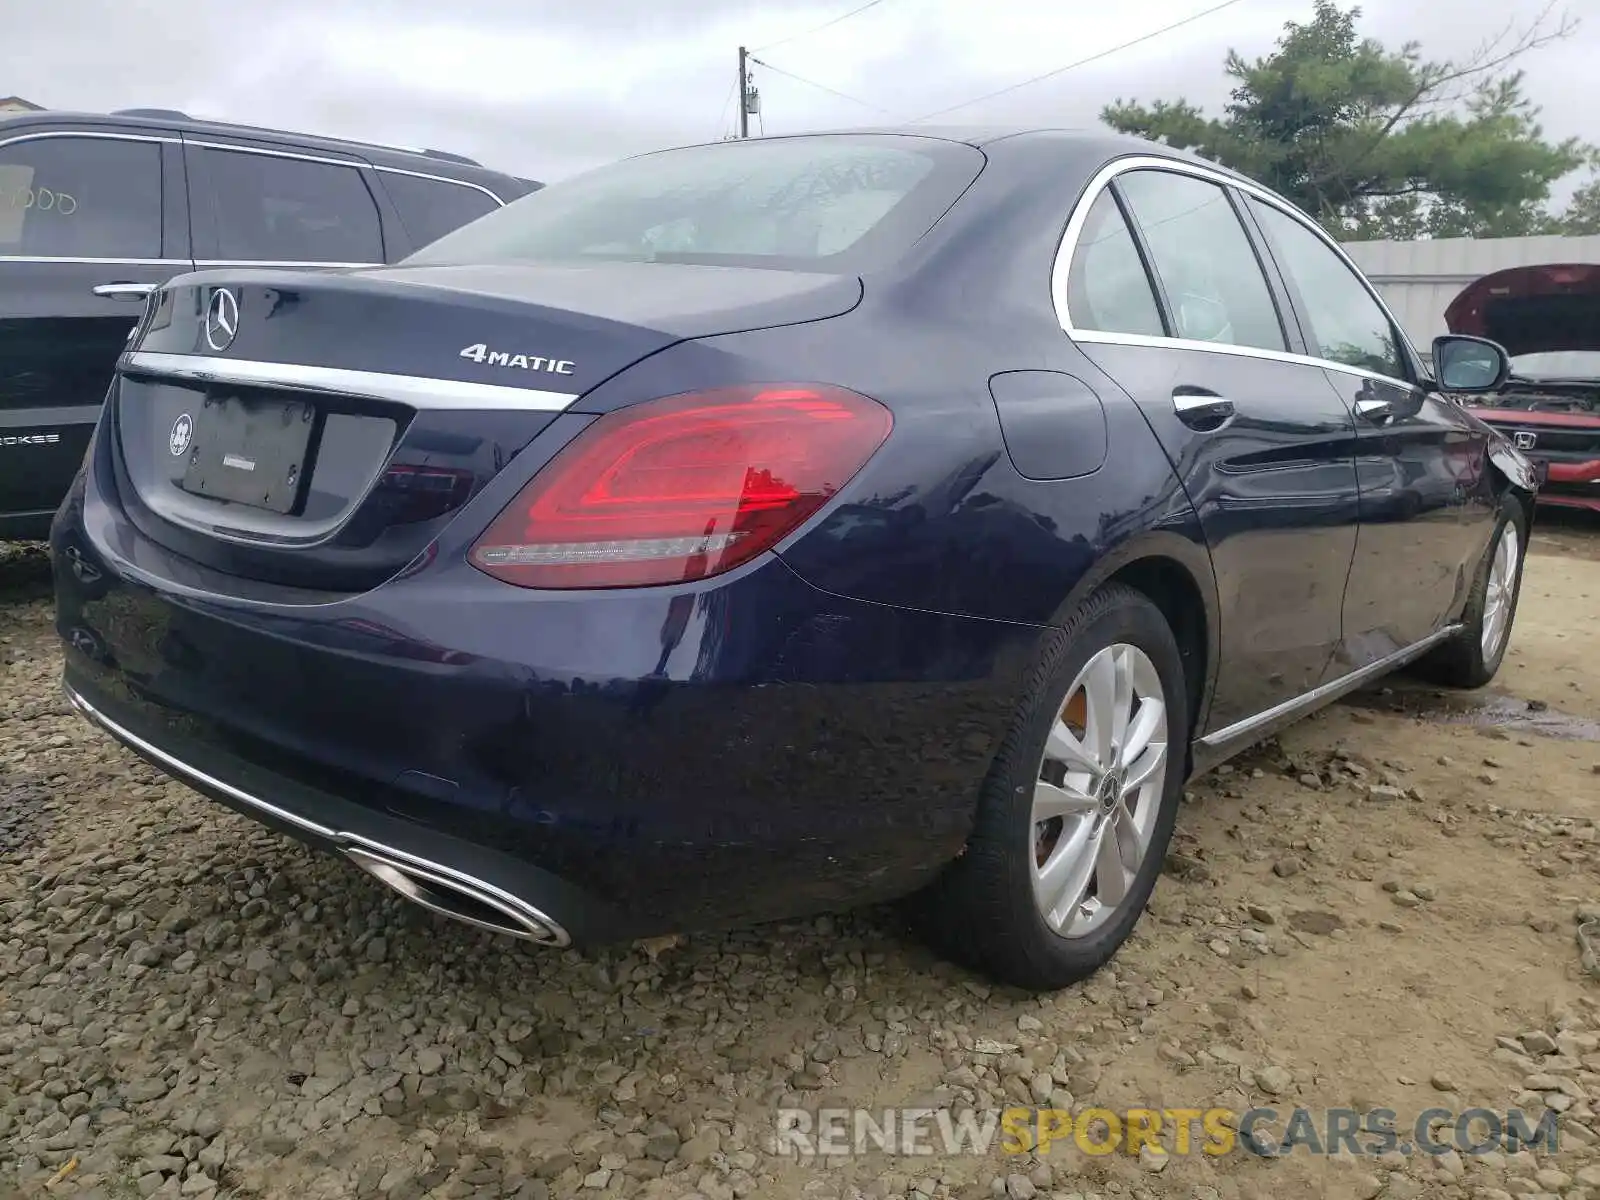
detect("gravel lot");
top-left (4, 518), bottom-right (1600, 1200)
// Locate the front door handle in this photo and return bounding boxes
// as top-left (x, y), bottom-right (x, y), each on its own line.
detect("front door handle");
top-left (93, 282), bottom-right (158, 301)
top-left (1172, 388), bottom-right (1235, 430)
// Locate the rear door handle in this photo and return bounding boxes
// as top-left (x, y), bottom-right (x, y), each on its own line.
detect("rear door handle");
top-left (93, 282), bottom-right (158, 301)
top-left (1172, 388), bottom-right (1235, 430)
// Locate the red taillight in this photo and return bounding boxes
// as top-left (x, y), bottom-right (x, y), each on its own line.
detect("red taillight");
top-left (468, 384), bottom-right (893, 589)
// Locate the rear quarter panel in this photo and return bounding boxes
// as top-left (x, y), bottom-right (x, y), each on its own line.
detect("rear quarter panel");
top-left (575, 295), bottom-right (1215, 632)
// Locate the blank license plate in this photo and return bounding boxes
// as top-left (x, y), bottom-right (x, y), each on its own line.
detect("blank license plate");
top-left (181, 395), bottom-right (315, 514)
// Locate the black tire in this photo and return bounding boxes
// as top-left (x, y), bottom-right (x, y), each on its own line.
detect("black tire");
top-left (908, 583), bottom-right (1189, 993)
top-left (1412, 496), bottom-right (1529, 689)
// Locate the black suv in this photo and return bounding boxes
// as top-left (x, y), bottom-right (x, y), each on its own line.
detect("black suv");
top-left (0, 107), bottom-right (537, 539)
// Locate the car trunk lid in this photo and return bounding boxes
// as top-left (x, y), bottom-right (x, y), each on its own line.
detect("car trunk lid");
top-left (111, 262), bottom-right (862, 593)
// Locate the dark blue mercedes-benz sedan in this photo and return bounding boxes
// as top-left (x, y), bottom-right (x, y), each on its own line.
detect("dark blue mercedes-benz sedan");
top-left (51, 127), bottom-right (1539, 991)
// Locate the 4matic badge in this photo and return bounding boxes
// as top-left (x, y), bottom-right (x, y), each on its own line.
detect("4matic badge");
top-left (459, 343), bottom-right (575, 375)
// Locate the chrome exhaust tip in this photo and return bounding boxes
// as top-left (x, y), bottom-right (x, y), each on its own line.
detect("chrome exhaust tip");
top-left (343, 845), bottom-right (570, 947)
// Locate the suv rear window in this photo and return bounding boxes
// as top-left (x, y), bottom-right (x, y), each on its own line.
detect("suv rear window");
top-left (197, 147), bottom-right (384, 264)
top-left (382, 172), bottom-right (500, 248)
top-left (402, 135), bottom-right (983, 272)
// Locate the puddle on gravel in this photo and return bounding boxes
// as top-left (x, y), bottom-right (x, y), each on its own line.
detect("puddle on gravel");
top-left (1341, 684), bottom-right (1600, 742)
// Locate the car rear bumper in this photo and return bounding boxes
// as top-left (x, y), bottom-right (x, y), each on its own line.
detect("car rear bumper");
top-left (51, 472), bottom-right (1034, 944)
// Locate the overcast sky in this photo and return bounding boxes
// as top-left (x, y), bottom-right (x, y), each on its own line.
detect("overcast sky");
top-left (4, 0), bottom-right (1595, 198)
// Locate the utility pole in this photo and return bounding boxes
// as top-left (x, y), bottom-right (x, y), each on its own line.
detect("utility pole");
top-left (737, 46), bottom-right (750, 138)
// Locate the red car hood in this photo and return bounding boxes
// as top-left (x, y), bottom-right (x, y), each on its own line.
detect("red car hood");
top-left (1446, 262), bottom-right (1600, 356)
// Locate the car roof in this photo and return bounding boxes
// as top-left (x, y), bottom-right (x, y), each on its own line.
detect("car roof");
top-left (0, 107), bottom-right (536, 194)
top-left (661, 124), bottom-right (1258, 187)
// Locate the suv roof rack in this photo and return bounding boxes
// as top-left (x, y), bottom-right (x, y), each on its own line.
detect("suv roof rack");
top-left (420, 147), bottom-right (482, 166)
top-left (112, 107), bottom-right (191, 119)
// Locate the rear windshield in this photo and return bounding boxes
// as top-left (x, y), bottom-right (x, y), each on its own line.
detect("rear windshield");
top-left (401, 135), bottom-right (982, 272)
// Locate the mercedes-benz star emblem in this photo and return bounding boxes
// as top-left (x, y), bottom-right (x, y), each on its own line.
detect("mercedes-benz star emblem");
top-left (170, 412), bottom-right (193, 457)
top-left (204, 287), bottom-right (239, 352)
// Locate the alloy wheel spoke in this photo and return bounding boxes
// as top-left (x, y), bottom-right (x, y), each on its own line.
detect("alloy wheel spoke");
top-left (1122, 739), bottom-right (1167, 796)
top-left (1044, 718), bottom-right (1101, 775)
top-left (1035, 818), bottom-right (1100, 929)
top-left (1118, 696), bottom-right (1166, 768)
top-left (1094, 808), bottom-right (1140, 907)
top-left (1032, 778), bottom-right (1099, 823)
top-left (1080, 650), bottom-right (1122, 764)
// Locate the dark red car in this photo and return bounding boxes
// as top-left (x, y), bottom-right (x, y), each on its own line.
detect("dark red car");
top-left (1449, 263), bottom-right (1600, 513)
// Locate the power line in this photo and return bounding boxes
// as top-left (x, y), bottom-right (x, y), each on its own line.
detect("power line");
top-left (714, 78), bottom-right (737, 139)
top-left (751, 0), bottom-right (891, 53)
top-left (908, 0), bottom-right (1249, 124)
top-left (749, 55), bottom-right (899, 118)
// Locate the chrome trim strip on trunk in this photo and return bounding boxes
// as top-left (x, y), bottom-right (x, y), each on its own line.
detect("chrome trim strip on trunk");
top-left (118, 350), bottom-right (580, 412)
top-left (1196, 624), bottom-right (1463, 752)
top-left (64, 686), bottom-right (572, 947)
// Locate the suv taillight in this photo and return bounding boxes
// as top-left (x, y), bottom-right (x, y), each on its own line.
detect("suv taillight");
top-left (468, 384), bottom-right (892, 589)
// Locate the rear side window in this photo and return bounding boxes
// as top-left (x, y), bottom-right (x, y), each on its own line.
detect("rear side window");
top-left (1249, 198), bottom-right (1407, 380)
top-left (403, 135), bottom-right (983, 271)
top-left (1116, 170), bottom-right (1287, 353)
top-left (382, 172), bottom-right (499, 248)
top-left (0, 136), bottom-right (162, 258)
top-left (1064, 191), bottom-right (1165, 337)
top-left (197, 148), bottom-right (384, 264)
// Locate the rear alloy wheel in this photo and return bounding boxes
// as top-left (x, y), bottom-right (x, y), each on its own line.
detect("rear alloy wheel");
top-left (1414, 497), bottom-right (1528, 689)
top-left (909, 584), bottom-right (1188, 992)
top-left (1032, 643), bottom-right (1168, 938)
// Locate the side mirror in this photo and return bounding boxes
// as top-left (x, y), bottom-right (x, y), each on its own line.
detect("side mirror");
top-left (1431, 334), bottom-right (1510, 393)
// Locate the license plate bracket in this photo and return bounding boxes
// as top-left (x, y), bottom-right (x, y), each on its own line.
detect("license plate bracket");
top-left (181, 394), bottom-right (315, 514)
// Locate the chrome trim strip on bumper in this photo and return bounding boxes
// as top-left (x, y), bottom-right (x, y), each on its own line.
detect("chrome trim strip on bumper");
top-left (65, 686), bottom-right (572, 947)
top-left (119, 350), bottom-right (580, 413)
top-left (1196, 624), bottom-right (1463, 752)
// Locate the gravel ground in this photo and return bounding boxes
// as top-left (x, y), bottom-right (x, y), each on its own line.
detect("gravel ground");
top-left (4, 519), bottom-right (1600, 1200)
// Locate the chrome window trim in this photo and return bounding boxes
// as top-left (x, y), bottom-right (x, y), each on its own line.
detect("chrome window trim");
top-left (119, 350), bottom-right (579, 413)
top-left (371, 163), bottom-right (508, 207)
top-left (193, 259), bottom-right (383, 269)
top-left (0, 130), bottom-right (181, 149)
top-left (0, 255), bottom-right (189, 265)
top-left (185, 139), bottom-right (508, 206)
top-left (1052, 153), bottom-right (1425, 394)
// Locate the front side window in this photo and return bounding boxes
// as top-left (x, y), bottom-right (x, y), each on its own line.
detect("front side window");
top-left (1116, 170), bottom-right (1287, 353)
top-left (402, 135), bottom-right (983, 271)
top-left (0, 136), bottom-right (161, 258)
top-left (198, 149), bottom-right (384, 264)
top-left (1249, 198), bottom-right (1406, 380)
top-left (1064, 191), bottom-right (1165, 337)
